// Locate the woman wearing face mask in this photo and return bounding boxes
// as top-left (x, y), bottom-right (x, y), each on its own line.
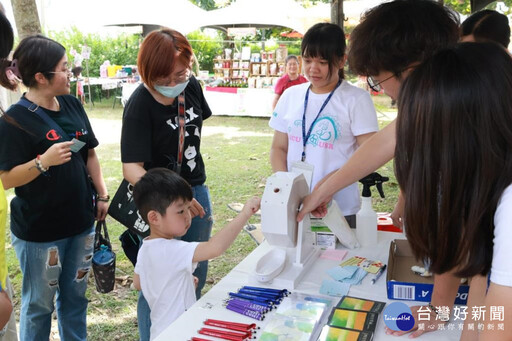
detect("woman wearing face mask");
top-left (120, 28), bottom-right (212, 341)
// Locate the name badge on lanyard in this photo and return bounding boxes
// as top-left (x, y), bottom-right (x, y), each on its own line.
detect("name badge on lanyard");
top-left (301, 79), bottom-right (342, 162)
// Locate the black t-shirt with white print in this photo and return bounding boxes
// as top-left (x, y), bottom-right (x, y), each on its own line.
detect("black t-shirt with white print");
top-left (0, 95), bottom-right (98, 242)
top-left (121, 76), bottom-right (212, 186)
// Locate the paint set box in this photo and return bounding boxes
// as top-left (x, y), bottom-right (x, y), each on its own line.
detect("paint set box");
top-left (317, 296), bottom-right (386, 341)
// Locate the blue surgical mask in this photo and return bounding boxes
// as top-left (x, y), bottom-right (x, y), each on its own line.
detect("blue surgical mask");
top-left (154, 80), bottom-right (189, 98)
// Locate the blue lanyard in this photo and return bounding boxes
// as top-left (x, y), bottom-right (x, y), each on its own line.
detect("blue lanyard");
top-left (301, 79), bottom-right (342, 161)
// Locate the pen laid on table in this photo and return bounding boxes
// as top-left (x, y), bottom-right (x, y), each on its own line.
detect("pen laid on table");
top-left (371, 264), bottom-right (387, 285)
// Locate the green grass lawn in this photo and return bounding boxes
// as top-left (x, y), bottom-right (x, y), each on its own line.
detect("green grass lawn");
top-left (4, 94), bottom-right (399, 340)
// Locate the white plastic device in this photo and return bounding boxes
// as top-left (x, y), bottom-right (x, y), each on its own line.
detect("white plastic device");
top-left (254, 248), bottom-right (287, 283)
top-left (254, 172), bottom-right (319, 288)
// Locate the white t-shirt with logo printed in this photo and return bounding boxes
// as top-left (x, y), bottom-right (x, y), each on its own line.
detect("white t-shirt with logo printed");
top-left (491, 184), bottom-right (512, 287)
top-left (135, 238), bottom-right (199, 340)
top-left (269, 81), bottom-right (379, 215)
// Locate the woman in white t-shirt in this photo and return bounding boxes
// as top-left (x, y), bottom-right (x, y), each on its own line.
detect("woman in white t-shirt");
top-left (269, 23), bottom-right (378, 228)
top-left (394, 42), bottom-right (512, 340)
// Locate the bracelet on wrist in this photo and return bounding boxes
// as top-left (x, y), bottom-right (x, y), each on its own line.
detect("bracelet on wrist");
top-left (428, 303), bottom-right (449, 322)
top-left (97, 194), bottom-right (110, 202)
top-left (428, 302), bottom-right (439, 315)
top-left (34, 154), bottom-right (49, 174)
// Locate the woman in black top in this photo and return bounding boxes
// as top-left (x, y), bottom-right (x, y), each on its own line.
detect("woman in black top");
top-left (0, 35), bottom-right (109, 341)
top-left (120, 28), bottom-right (213, 341)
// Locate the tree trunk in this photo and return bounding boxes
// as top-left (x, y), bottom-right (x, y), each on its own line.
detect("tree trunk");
top-left (11, 0), bottom-right (41, 39)
top-left (331, 0), bottom-right (344, 29)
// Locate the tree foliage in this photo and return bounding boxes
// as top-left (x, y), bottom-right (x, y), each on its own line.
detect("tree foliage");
top-left (444, 0), bottom-right (512, 14)
top-left (49, 28), bottom-right (141, 77)
top-left (186, 30), bottom-right (224, 71)
top-left (189, 0), bottom-right (218, 10)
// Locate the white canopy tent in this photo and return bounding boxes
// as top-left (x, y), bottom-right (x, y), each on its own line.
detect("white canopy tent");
top-left (97, 0), bottom-right (208, 35)
top-left (2, 0), bottom-right (207, 36)
top-left (199, 0), bottom-right (387, 36)
top-left (200, 0), bottom-right (313, 34)
top-left (2, 0), bottom-right (392, 38)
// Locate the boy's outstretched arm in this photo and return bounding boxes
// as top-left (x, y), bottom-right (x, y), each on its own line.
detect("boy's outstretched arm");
top-left (193, 197), bottom-right (260, 263)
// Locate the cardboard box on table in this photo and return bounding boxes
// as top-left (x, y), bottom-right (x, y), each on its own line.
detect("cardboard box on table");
top-left (387, 239), bottom-right (469, 305)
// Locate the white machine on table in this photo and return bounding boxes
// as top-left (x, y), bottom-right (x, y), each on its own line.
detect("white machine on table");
top-left (253, 171), bottom-right (359, 289)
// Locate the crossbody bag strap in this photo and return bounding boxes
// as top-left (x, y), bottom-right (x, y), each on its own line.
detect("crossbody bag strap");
top-left (16, 97), bottom-right (94, 182)
top-left (175, 91), bottom-right (186, 174)
top-left (16, 97), bottom-right (70, 142)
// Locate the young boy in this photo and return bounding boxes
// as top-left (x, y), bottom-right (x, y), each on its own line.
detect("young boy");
top-left (132, 168), bottom-right (260, 340)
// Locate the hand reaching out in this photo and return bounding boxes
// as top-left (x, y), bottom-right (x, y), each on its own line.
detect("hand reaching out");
top-left (241, 197), bottom-right (261, 218)
top-left (297, 191), bottom-right (331, 222)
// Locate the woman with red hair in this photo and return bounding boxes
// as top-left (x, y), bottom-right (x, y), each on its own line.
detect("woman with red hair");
top-left (120, 28), bottom-right (213, 341)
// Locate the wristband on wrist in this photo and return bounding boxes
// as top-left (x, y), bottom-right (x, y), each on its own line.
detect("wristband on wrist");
top-left (428, 303), bottom-right (449, 322)
top-left (34, 154), bottom-right (49, 174)
top-left (428, 302), bottom-right (439, 315)
top-left (97, 194), bottom-right (110, 202)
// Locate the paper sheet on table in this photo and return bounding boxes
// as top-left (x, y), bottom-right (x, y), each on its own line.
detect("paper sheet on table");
top-left (320, 249), bottom-right (348, 262)
top-left (327, 266), bottom-right (368, 285)
top-left (327, 266), bottom-right (358, 281)
top-left (340, 268), bottom-right (368, 285)
top-left (319, 280), bottom-right (351, 296)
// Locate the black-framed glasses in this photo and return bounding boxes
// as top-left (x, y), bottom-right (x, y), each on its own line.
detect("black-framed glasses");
top-left (367, 73), bottom-right (395, 92)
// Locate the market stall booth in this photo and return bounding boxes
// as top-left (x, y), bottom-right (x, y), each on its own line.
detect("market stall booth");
top-left (199, 0), bottom-right (320, 116)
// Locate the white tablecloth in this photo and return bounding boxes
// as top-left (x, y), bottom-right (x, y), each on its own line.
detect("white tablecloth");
top-left (85, 77), bottom-right (121, 90)
top-left (204, 87), bottom-right (274, 117)
top-left (155, 231), bottom-right (463, 341)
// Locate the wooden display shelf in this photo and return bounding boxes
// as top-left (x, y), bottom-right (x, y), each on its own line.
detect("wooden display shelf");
top-left (249, 61), bottom-right (285, 77)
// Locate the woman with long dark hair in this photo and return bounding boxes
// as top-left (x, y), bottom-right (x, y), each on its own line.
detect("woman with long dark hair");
top-left (395, 42), bottom-right (512, 339)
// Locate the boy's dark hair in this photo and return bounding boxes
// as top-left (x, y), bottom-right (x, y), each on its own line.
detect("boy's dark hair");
top-left (395, 42), bottom-right (512, 278)
top-left (302, 23), bottom-right (346, 79)
top-left (133, 168), bottom-right (193, 224)
top-left (461, 9), bottom-right (510, 48)
top-left (0, 35), bottom-right (66, 91)
top-left (348, 0), bottom-right (459, 77)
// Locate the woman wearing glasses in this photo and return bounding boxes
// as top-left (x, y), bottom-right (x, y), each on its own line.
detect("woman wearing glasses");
top-left (269, 23), bottom-right (378, 228)
top-left (120, 28), bottom-right (212, 341)
top-left (0, 35), bottom-right (108, 341)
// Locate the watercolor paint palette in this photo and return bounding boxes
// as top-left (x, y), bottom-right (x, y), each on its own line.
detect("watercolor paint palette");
top-left (318, 325), bottom-right (374, 341)
top-left (336, 296), bottom-right (386, 314)
top-left (327, 308), bottom-right (378, 332)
